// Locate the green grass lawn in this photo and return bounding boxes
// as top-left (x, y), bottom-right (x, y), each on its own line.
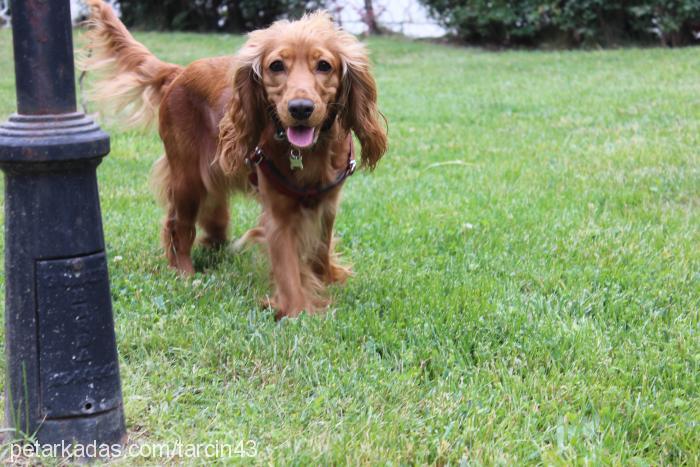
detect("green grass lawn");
top-left (0, 28), bottom-right (699, 464)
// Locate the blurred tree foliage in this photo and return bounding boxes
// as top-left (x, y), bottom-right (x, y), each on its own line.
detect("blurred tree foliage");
top-left (118, 0), bottom-right (324, 32)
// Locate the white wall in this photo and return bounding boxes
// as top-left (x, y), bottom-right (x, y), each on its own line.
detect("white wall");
top-left (0, 0), bottom-right (9, 26)
top-left (70, 0), bottom-right (80, 22)
top-left (0, 0), bottom-right (98, 27)
top-left (66, 0), bottom-right (444, 37)
top-left (70, 0), bottom-right (121, 23)
top-left (330, 0), bottom-right (445, 37)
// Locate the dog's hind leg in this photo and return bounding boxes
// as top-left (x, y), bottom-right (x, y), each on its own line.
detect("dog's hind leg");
top-left (198, 193), bottom-right (230, 249)
top-left (161, 176), bottom-right (203, 276)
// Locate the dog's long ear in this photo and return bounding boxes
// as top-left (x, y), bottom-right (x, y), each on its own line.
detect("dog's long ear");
top-left (337, 35), bottom-right (388, 169)
top-left (216, 36), bottom-right (267, 174)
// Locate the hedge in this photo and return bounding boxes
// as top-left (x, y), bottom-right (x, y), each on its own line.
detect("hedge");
top-left (420, 0), bottom-right (700, 46)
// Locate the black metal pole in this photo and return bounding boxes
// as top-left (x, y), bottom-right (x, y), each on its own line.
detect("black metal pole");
top-left (0, 0), bottom-right (126, 449)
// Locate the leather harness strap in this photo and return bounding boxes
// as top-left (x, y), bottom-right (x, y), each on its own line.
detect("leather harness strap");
top-left (245, 136), bottom-right (356, 208)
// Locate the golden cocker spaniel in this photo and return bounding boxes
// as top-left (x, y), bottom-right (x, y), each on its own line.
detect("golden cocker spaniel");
top-left (82, 0), bottom-right (387, 319)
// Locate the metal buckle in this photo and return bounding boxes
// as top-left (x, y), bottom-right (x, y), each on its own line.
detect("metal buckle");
top-left (348, 159), bottom-right (356, 175)
top-left (246, 147), bottom-right (264, 168)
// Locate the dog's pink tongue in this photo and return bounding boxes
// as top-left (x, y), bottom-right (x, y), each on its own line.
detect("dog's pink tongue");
top-left (287, 126), bottom-right (314, 148)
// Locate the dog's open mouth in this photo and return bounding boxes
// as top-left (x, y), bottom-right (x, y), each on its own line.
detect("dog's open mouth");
top-left (286, 126), bottom-right (316, 149)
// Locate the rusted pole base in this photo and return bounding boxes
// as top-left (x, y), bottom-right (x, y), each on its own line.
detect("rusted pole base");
top-left (0, 113), bottom-right (126, 448)
top-left (0, 0), bottom-right (126, 453)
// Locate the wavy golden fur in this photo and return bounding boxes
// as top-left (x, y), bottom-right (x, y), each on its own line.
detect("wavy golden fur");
top-left (79, 0), bottom-right (182, 127)
top-left (81, 1), bottom-right (388, 319)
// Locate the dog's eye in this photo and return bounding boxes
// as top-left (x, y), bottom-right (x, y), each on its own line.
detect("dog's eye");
top-left (316, 60), bottom-right (332, 73)
top-left (269, 60), bottom-right (285, 73)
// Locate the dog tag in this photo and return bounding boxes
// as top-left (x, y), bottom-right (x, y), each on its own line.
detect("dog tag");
top-left (289, 150), bottom-right (303, 170)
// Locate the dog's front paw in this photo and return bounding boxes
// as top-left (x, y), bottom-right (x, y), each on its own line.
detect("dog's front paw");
top-left (273, 308), bottom-right (304, 321)
top-left (260, 296), bottom-right (292, 320)
top-left (168, 256), bottom-right (196, 277)
top-left (260, 296), bottom-right (277, 311)
top-left (261, 296), bottom-right (315, 321)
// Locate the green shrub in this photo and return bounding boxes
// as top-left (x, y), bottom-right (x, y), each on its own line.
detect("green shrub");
top-left (419, 1), bottom-right (543, 44)
top-left (628, 0), bottom-right (700, 46)
top-left (420, 0), bottom-right (700, 46)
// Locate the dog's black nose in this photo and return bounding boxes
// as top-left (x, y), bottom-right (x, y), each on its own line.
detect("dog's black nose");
top-left (288, 99), bottom-right (315, 121)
